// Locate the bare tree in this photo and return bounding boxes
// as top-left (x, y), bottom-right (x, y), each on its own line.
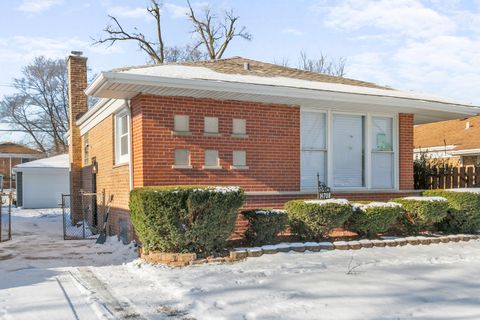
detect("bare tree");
top-left (93, 0), bottom-right (165, 63)
top-left (187, 0), bottom-right (252, 60)
top-left (0, 57), bottom-right (69, 153)
top-left (298, 51), bottom-right (346, 77)
top-left (94, 0), bottom-right (241, 64)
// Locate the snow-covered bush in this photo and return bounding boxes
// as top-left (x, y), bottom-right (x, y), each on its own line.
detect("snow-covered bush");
top-left (349, 202), bottom-right (404, 237)
top-left (129, 186), bottom-right (245, 255)
top-left (424, 190), bottom-right (480, 233)
top-left (285, 199), bottom-right (352, 240)
top-left (241, 209), bottom-right (288, 246)
top-left (392, 196), bottom-right (448, 232)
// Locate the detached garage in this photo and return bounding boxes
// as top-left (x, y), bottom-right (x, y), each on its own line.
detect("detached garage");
top-left (13, 154), bottom-right (69, 209)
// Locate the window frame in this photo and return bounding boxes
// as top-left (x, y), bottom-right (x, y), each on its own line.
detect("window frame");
top-left (173, 148), bottom-right (192, 169)
top-left (83, 132), bottom-right (90, 166)
top-left (300, 109), bottom-right (328, 191)
top-left (203, 149), bottom-right (221, 169)
top-left (300, 107), bottom-right (398, 192)
top-left (231, 150), bottom-right (248, 169)
top-left (114, 110), bottom-right (130, 165)
top-left (232, 118), bottom-right (247, 136)
top-left (173, 115), bottom-right (190, 135)
top-left (370, 115), bottom-right (396, 189)
top-left (204, 116), bottom-right (220, 135)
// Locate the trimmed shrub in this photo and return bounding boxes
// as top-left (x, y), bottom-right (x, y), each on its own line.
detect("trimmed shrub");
top-left (392, 196), bottom-right (449, 232)
top-left (424, 190), bottom-right (480, 233)
top-left (242, 209), bottom-right (288, 246)
top-left (349, 202), bottom-right (404, 237)
top-left (129, 186), bottom-right (245, 255)
top-left (285, 199), bottom-right (352, 240)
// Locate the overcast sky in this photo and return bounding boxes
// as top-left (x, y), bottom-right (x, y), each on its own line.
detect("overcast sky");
top-left (1, 0), bottom-right (480, 143)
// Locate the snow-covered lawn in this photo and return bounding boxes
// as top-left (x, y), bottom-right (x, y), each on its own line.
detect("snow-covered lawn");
top-left (2, 206), bottom-right (480, 319)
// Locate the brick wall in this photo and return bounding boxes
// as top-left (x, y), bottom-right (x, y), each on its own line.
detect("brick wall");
top-left (81, 115), bottom-right (133, 241)
top-left (131, 95), bottom-right (300, 192)
top-left (399, 113), bottom-right (414, 190)
top-left (78, 93), bottom-right (416, 243)
top-left (68, 54), bottom-right (88, 222)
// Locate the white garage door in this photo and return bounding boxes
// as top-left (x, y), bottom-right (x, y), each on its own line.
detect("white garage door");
top-left (22, 170), bottom-right (69, 209)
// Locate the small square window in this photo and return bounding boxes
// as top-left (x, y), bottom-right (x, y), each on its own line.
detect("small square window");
top-left (174, 149), bottom-right (190, 167)
top-left (232, 119), bottom-right (246, 135)
top-left (174, 115), bottom-right (189, 132)
top-left (204, 150), bottom-right (220, 168)
top-left (232, 150), bottom-right (247, 168)
top-left (204, 117), bottom-right (219, 134)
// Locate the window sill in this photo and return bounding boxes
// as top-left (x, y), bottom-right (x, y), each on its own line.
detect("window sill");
top-left (202, 166), bottom-right (223, 170)
top-left (231, 134), bottom-right (248, 138)
top-left (113, 162), bottom-right (129, 169)
top-left (230, 165), bottom-right (249, 170)
top-left (172, 131), bottom-right (192, 136)
top-left (203, 132), bottom-right (222, 137)
top-left (172, 165), bottom-right (193, 169)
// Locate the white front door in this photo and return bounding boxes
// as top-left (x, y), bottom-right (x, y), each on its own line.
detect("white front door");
top-left (333, 114), bottom-right (365, 187)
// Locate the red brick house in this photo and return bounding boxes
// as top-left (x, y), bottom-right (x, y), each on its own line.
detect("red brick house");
top-left (67, 52), bottom-right (479, 241)
top-left (0, 143), bottom-right (42, 191)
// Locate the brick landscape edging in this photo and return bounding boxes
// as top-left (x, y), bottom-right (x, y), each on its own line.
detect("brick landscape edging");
top-left (140, 234), bottom-right (479, 267)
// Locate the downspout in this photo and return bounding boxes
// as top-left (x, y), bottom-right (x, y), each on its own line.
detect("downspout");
top-left (126, 99), bottom-right (134, 191)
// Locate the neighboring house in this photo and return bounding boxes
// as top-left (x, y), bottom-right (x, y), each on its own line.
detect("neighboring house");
top-left (13, 154), bottom-right (69, 209)
top-left (415, 115), bottom-right (480, 166)
top-left (67, 52), bottom-right (479, 241)
top-left (0, 143), bottom-right (43, 191)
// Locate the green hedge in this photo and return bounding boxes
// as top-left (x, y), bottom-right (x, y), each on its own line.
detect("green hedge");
top-left (349, 202), bottom-right (403, 237)
top-left (242, 209), bottom-right (288, 246)
top-left (392, 197), bottom-right (448, 232)
top-left (424, 190), bottom-right (480, 233)
top-left (129, 186), bottom-right (245, 255)
top-left (285, 199), bottom-right (352, 240)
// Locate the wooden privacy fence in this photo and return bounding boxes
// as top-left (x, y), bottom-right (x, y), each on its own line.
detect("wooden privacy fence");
top-left (422, 166), bottom-right (480, 190)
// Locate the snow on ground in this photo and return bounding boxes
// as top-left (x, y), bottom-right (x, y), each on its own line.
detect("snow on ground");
top-left (2, 205), bottom-right (480, 319)
top-left (98, 242), bottom-right (480, 320)
top-left (0, 207), bottom-right (137, 320)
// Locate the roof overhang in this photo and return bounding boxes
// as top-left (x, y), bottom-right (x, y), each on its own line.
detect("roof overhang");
top-left (83, 71), bottom-right (480, 126)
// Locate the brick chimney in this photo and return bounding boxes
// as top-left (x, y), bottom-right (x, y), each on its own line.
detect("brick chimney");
top-left (67, 51), bottom-right (88, 223)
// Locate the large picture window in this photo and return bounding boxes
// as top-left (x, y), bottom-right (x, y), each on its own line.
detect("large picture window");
top-left (300, 108), bottom-right (396, 191)
top-left (115, 111), bottom-right (130, 164)
top-left (300, 111), bottom-right (326, 190)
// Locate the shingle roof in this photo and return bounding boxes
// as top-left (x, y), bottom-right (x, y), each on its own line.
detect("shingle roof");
top-left (0, 142), bottom-right (43, 155)
top-left (111, 56), bottom-right (390, 90)
top-left (414, 115), bottom-right (480, 150)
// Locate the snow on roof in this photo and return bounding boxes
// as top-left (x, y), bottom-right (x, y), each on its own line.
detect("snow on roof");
top-left (14, 154), bottom-right (69, 170)
top-left (119, 64), bottom-right (470, 106)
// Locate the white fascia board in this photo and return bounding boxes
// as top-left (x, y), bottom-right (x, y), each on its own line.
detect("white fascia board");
top-left (451, 148), bottom-right (480, 155)
top-left (414, 145), bottom-right (457, 152)
top-left (78, 99), bottom-right (127, 135)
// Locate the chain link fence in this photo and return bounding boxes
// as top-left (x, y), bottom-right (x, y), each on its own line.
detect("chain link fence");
top-left (0, 192), bottom-right (12, 243)
top-left (62, 192), bottom-right (105, 240)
